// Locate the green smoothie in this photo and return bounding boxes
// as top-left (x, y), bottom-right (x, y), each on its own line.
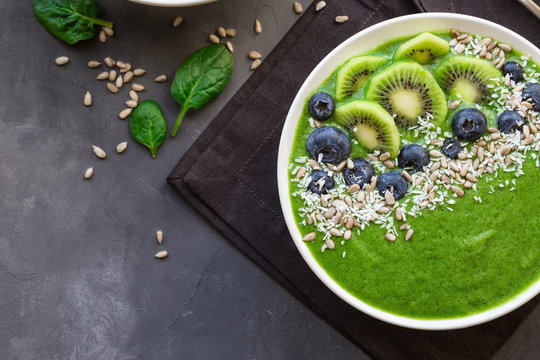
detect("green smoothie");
top-left (288, 30), bottom-right (540, 319)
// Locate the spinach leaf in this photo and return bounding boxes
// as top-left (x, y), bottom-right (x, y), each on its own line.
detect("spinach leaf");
top-left (170, 43), bottom-right (234, 137)
top-left (129, 100), bottom-right (167, 158)
top-left (32, 0), bottom-right (113, 45)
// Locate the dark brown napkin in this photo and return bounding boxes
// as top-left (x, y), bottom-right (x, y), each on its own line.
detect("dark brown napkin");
top-left (168, 0), bottom-right (540, 358)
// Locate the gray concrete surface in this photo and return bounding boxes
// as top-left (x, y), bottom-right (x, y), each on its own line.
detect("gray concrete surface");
top-left (0, 1), bottom-right (537, 359)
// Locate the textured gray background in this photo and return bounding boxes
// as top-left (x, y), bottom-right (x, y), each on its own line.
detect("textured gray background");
top-left (0, 0), bottom-right (538, 359)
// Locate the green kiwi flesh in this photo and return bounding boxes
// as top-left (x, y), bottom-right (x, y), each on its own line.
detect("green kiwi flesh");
top-left (335, 55), bottom-right (389, 101)
top-left (394, 32), bottom-right (450, 64)
top-left (365, 61), bottom-right (447, 129)
top-left (434, 56), bottom-right (503, 103)
top-left (333, 100), bottom-right (400, 158)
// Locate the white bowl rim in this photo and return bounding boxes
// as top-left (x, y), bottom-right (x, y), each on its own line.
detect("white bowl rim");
top-left (128, 0), bottom-right (217, 7)
top-left (277, 12), bottom-right (540, 330)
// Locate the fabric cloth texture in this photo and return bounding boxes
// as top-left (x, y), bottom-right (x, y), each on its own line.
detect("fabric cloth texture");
top-left (168, 0), bottom-right (540, 358)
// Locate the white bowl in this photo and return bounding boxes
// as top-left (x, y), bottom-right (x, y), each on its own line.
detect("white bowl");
top-left (277, 13), bottom-right (540, 330)
top-left (129, 0), bottom-right (216, 7)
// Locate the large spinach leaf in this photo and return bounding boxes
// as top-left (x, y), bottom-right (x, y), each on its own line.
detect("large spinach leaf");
top-left (129, 100), bottom-right (167, 159)
top-left (170, 43), bottom-right (234, 137)
top-left (33, 0), bottom-right (113, 45)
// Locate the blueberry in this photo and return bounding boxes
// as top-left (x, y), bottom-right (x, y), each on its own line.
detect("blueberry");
top-left (397, 144), bottom-right (429, 173)
top-left (451, 108), bottom-right (487, 141)
top-left (377, 172), bottom-right (409, 200)
top-left (501, 61), bottom-right (524, 83)
top-left (308, 170), bottom-right (335, 194)
top-left (497, 110), bottom-right (527, 133)
top-left (522, 83), bottom-right (540, 112)
top-left (441, 138), bottom-right (462, 159)
top-left (306, 126), bottom-right (351, 165)
top-left (308, 92), bottom-right (335, 121)
top-left (343, 159), bottom-right (375, 188)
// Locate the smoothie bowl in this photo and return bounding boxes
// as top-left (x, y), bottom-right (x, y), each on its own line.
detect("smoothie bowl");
top-left (277, 13), bottom-right (540, 330)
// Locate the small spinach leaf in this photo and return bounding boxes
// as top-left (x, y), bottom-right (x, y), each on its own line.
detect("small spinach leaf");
top-left (32, 0), bottom-right (113, 45)
top-left (170, 43), bottom-right (234, 137)
top-left (129, 100), bottom-right (167, 158)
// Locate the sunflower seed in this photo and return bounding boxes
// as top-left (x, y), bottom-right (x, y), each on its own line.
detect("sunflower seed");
top-left (133, 68), bottom-right (146, 76)
top-left (116, 141), bottom-right (128, 154)
top-left (84, 167), bottom-right (94, 179)
top-left (401, 170), bottom-right (413, 183)
top-left (173, 16), bottom-right (183, 27)
top-left (155, 230), bottom-right (164, 244)
top-left (126, 100), bottom-right (138, 108)
top-left (493, 57), bottom-right (502, 67)
top-left (55, 56), bottom-right (69, 65)
top-left (155, 250), bottom-right (168, 259)
top-left (356, 191), bottom-right (365, 203)
top-left (92, 145), bottom-right (106, 159)
top-left (250, 59), bottom-right (262, 70)
top-left (329, 228), bottom-right (342, 237)
top-left (498, 43), bottom-right (512, 52)
top-left (477, 146), bottom-right (485, 162)
top-left (96, 71), bottom-right (109, 80)
top-left (395, 207), bottom-right (403, 221)
top-left (248, 51), bottom-right (262, 59)
top-left (315, 1), bottom-right (326, 11)
top-left (524, 134), bottom-right (535, 145)
top-left (116, 61), bottom-right (126, 69)
top-left (154, 74), bottom-right (167, 83)
top-left (119, 108), bottom-right (132, 119)
top-left (464, 180), bottom-right (473, 189)
top-left (496, 59), bottom-right (504, 69)
top-left (449, 38), bottom-right (458, 47)
top-left (430, 149), bottom-right (442, 157)
top-left (344, 229), bottom-right (352, 240)
top-left (478, 38), bottom-right (492, 47)
top-left (225, 28), bottom-right (236, 37)
top-left (430, 161), bottom-right (441, 172)
top-left (254, 19), bottom-right (262, 33)
top-left (217, 27), bottom-right (226, 37)
top-left (448, 100), bottom-right (461, 109)
top-left (451, 29), bottom-right (460, 37)
top-left (348, 184), bottom-right (360, 193)
top-left (324, 207), bottom-right (337, 219)
top-left (490, 132), bottom-right (501, 141)
top-left (104, 57), bottom-right (115, 67)
top-left (116, 76), bottom-right (123, 88)
top-left (454, 43), bottom-right (465, 54)
top-left (405, 229), bottom-right (414, 241)
top-left (335, 15), bottom-right (349, 23)
top-left (385, 233), bottom-right (396, 242)
top-left (308, 159), bottom-right (320, 168)
top-left (504, 73), bottom-right (511, 87)
top-left (383, 160), bottom-right (395, 169)
top-left (226, 41), bottom-right (233, 53)
top-left (450, 185), bottom-right (464, 197)
top-left (325, 238), bottom-right (335, 249)
top-left (456, 33), bottom-right (468, 41)
top-left (83, 91), bottom-right (92, 106)
top-left (465, 173), bottom-right (478, 183)
top-left (485, 51), bottom-right (493, 61)
top-left (121, 63), bottom-right (131, 73)
top-left (303, 232), bottom-right (316, 242)
top-left (99, 30), bottom-right (107, 43)
top-left (379, 152), bottom-right (391, 161)
top-left (209, 34), bottom-right (219, 43)
top-left (479, 47), bottom-right (487, 58)
top-left (107, 83), bottom-right (118, 93)
top-left (123, 71), bottom-right (134, 83)
top-left (521, 101), bottom-right (533, 110)
top-left (131, 83), bottom-right (145, 92)
top-left (460, 35), bottom-right (473, 44)
top-left (109, 70), bottom-right (117, 81)
top-left (102, 26), bottom-right (114, 37)
top-left (296, 167), bottom-right (307, 179)
top-left (88, 60), bottom-right (101, 68)
top-left (491, 46), bottom-right (500, 57)
top-left (487, 40), bottom-right (498, 51)
top-left (293, 1), bottom-right (303, 13)
top-left (385, 191), bottom-right (395, 206)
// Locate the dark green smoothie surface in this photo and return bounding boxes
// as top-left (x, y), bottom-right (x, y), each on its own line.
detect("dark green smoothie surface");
top-left (288, 30), bottom-right (540, 319)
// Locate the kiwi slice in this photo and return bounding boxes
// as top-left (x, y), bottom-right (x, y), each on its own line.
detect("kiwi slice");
top-left (334, 100), bottom-right (400, 158)
top-left (365, 61), bottom-right (447, 128)
top-left (394, 32), bottom-right (450, 64)
top-left (335, 55), bottom-right (389, 101)
top-left (434, 56), bottom-right (503, 103)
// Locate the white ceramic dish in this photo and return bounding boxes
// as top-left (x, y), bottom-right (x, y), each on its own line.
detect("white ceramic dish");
top-left (277, 13), bottom-right (540, 330)
top-left (129, 0), bottom-right (216, 7)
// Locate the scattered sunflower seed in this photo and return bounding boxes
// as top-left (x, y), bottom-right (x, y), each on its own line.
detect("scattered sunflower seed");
top-left (116, 76), bottom-right (124, 88)
top-left (88, 60), bottom-right (101, 68)
top-left (251, 59), bottom-right (262, 70)
top-left (254, 19), bottom-right (262, 34)
top-left (83, 91), bottom-right (92, 106)
top-left (385, 233), bottom-right (396, 242)
top-left (155, 250), bottom-right (168, 259)
top-left (315, 1), bottom-right (326, 11)
top-left (92, 145), bottom-right (107, 159)
top-left (116, 141), bottom-right (128, 154)
top-left (126, 100), bottom-right (138, 108)
top-left (107, 83), bottom-right (119, 94)
top-left (98, 30), bottom-right (107, 43)
top-left (154, 74), bottom-right (167, 83)
top-left (109, 70), bottom-right (117, 81)
top-left (217, 26), bottom-right (226, 37)
top-left (385, 191), bottom-right (395, 206)
top-left (226, 41), bottom-right (233, 53)
top-left (119, 108), bottom-right (132, 119)
top-left (104, 57), bottom-right (115, 67)
top-left (117, 61), bottom-right (126, 69)
top-left (335, 15), bottom-right (349, 24)
top-left (303, 232), bottom-right (316, 242)
top-left (129, 90), bottom-right (139, 102)
top-left (293, 1), bottom-right (303, 13)
top-left (454, 43), bottom-right (465, 54)
top-left (120, 63), bottom-right (132, 73)
top-left (84, 167), bottom-right (93, 179)
top-left (405, 229), bottom-right (414, 241)
top-left (225, 28), bottom-right (236, 37)
top-left (102, 26), bottom-right (114, 37)
top-left (131, 83), bottom-right (145, 92)
top-left (124, 71), bottom-right (134, 83)
top-left (97, 71), bottom-right (109, 80)
top-left (209, 34), bottom-right (219, 44)
top-left (325, 238), bottom-right (335, 249)
top-left (448, 100), bottom-right (461, 109)
top-left (379, 152), bottom-right (391, 161)
top-left (156, 230), bottom-right (164, 244)
top-left (498, 43), bottom-right (512, 52)
top-left (55, 56), bottom-right (69, 65)
top-left (248, 51), bottom-right (262, 59)
top-left (133, 68), bottom-right (146, 76)
top-left (296, 167), bottom-right (307, 179)
top-left (173, 16), bottom-right (183, 27)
